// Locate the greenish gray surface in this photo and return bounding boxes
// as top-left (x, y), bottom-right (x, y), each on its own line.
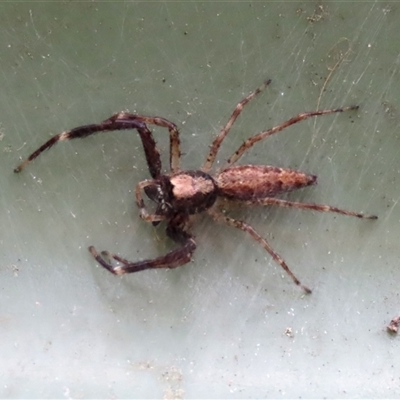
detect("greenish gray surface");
top-left (1, 2), bottom-right (399, 398)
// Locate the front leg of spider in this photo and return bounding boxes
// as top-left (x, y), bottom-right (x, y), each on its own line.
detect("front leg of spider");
top-left (89, 215), bottom-right (197, 275)
top-left (13, 112), bottom-right (181, 178)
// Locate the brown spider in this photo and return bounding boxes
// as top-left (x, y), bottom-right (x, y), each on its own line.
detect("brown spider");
top-left (14, 79), bottom-right (377, 293)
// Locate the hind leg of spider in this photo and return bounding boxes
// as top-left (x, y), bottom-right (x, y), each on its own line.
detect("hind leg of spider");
top-left (89, 216), bottom-right (196, 275)
top-left (209, 208), bottom-right (312, 294)
top-left (245, 198), bottom-right (378, 220)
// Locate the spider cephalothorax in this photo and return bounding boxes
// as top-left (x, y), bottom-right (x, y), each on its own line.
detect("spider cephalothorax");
top-left (14, 79), bottom-right (377, 293)
top-left (144, 170), bottom-right (218, 218)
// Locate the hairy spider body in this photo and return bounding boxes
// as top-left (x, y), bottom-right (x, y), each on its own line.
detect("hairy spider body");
top-left (15, 79), bottom-right (377, 294)
top-left (216, 165), bottom-right (317, 200)
top-left (142, 166), bottom-right (316, 217)
top-left (144, 170), bottom-right (218, 216)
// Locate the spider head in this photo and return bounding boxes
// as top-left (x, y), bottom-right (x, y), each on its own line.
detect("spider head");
top-left (143, 181), bottom-right (172, 222)
top-left (142, 171), bottom-right (218, 219)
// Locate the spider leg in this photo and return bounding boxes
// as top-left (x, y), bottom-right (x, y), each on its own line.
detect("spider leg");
top-left (208, 208), bottom-right (312, 294)
top-left (224, 106), bottom-right (359, 168)
top-left (244, 197), bottom-right (378, 219)
top-left (14, 112), bottom-right (182, 178)
top-left (14, 113), bottom-right (161, 178)
top-left (127, 115), bottom-right (181, 173)
top-left (202, 79), bottom-right (272, 173)
top-left (89, 215), bottom-right (196, 275)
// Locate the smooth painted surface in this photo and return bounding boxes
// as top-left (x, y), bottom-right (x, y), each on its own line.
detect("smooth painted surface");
top-left (1, 2), bottom-right (399, 398)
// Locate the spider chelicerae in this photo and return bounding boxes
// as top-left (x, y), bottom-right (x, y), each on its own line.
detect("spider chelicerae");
top-left (14, 79), bottom-right (377, 293)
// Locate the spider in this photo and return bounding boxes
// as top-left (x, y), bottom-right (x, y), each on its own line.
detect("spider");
top-left (14, 79), bottom-right (377, 293)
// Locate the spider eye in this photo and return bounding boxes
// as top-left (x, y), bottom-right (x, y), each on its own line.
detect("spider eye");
top-left (143, 182), bottom-right (172, 219)
top-left (143, 183), bottom-right (166, 218)
top-left (143, 184), bottom-right (161, 203)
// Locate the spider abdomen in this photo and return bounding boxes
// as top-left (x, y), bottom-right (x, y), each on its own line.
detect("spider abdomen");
top-left (215, 165), bottom-right (317, 201)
